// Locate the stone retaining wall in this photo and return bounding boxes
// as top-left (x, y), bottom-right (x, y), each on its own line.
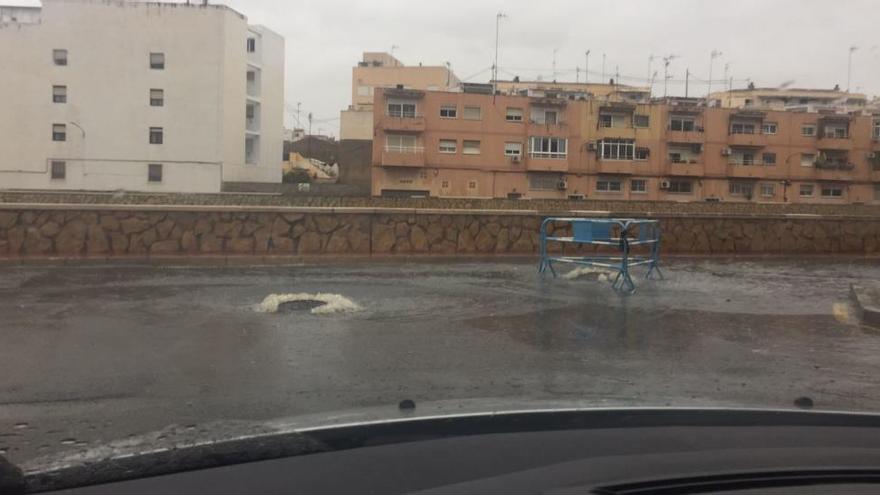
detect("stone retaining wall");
top-left (0, 205), bottom-right (878, 258)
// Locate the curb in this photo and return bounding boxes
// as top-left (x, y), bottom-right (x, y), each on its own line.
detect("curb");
top-left (850, 283), bottom-right (880, 329)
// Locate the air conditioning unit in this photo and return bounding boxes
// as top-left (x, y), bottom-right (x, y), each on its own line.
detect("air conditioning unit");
top-left (721, 148), bottom-right (732, 156)
top-left (557, 179), bottom-right (568, 190)
top-left (659, 180), bottom-right (671, 190)
top-left (509, 155), bottom-right (521, 163)
top-left (867, 152), bottom-right (877, 160)
top-left (587, 141), bottom-right (597, 151)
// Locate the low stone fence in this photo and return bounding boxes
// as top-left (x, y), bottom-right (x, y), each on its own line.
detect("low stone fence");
top-left (0, 204), bottom-right (878, 259)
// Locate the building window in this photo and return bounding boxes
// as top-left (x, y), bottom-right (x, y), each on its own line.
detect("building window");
top-left (729, 182), bottom-right (753, 197)
top-left (53, 49), bottom-right (67, 66)
top-left (635, 147), bottom-right (650, 161)
top-left (874, 185), bottom-right (880, 201)
top-left (468, 181), bottom-right (477, 189)
top-left (504, 142), bottom-right (522, 157)
top-left (462, 140), bottom-right (481, 155)
top-left (730, 122), bottom-right (756, 134)
top-left (150, 89), bottom-right (164, 107)
top-left (732, 152), bottom-right (756, 166)
top-left (744, 98), bottom-right (753, 107)
top-left (439, 105), bottom-right (457, 118)
top-left (802, 125), bottom-right (816, 137)
top-left (52, 85), bottom-right (67, 103)
top-left (823, 125), bottom-right (848, 139)
top-left (762, 122), bottom-right (778, 135)
top-left (438, 139), bottom-right (457, 154)
top-left (387, 101), bottom-right (416, 118)
top-left (50, 161), bottom-right (66, 180)
top-left (149, 127), bottom-right (163, 144)
top-left (246, 38), bottom-right (256, 53)
top-left (150, 52), bottom-right (165, 70)
top-left (528, 173), bottom-right (561, 190)
top-left (760, 183), bottom-right (775, 197)
top-left (148, 164), bottom-right (163, 183)
top-left (821, 185), bottom-right (843, 198)
top-left (543, 110), bottom-right (558, 125)
top-left (799, 184), bottom-right (814, 197)
top-left (669, 117), bottom-right (695, 131)
top-left (801, 153), bottom-right (815, 167)
top-left (463, 106), bottom-right (482, 120)
top-left (668, 180), bottom-right (693, 194)
top-left (599, 139), bottom-right (634, 160)
top-left (357, 85), bottom-right (371, 97)
top-left (762, 152), bottom-right (777, 166)
top-left (52, 123), bottom-right (66, 142)
top-left (874, 120), bottom-right (880, 139)
top-left (599, 114), bottom-right (614, 128)
top-left (506, 107), bottom-right (523, 122)
top-left (441, 180), bottom-right (450, 188)
top-left (596, 179), bottom-right (623, 192)
top-left (633, 114), bottom-right (650, 128)
top-left (529, 136), bottom-right (567, 159)
top-left (630, 179), bottom-right (647, 193)
top-left (386, 134), bottom-right (418, 152)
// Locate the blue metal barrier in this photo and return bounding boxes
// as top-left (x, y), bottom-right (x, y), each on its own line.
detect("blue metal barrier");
top-left (538, 218), bottom-right (663, 293)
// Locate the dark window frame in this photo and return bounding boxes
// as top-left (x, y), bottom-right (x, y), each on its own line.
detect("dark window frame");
top-left (150, 89), bottom-right (164, 107)
top-left (50, 160), bottom-right (66, 180)
top-left (52, 123), bottom-right (66, 142)
top-left (149, 127), bottom-right (164, 145)
top-left (148, 163), bottom-right (163, 183)
top-left (150, 52), bottom-right (165, 70)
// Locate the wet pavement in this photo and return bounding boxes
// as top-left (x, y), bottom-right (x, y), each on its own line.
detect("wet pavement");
top-left (1, 258), bottom-right (880, 466)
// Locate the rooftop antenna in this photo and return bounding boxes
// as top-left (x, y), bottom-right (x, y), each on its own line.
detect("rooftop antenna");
top-left (847, 45), bottom-right (858, 92)
top-left (390, 44), bottom-right (399, 56)
top-left (647, 54), bottom-right (657, 86)
top-left (585, 50), bottom-right (591, 84)
top-left (445, 61), bottom-right (452, 87)
top-left (649, 71), bottom-right (658, 95)
top-left (492, 11), bottom-right (508, 94)
top-left (552, 48), bottom-right (558, 81)
top-left (662, 54), bottom-right (678, 97)
top-left (707, 49), bottom-right (723, 100)
top-left (723, 63), bottom-right (730, 91)
top-left (601, 53), bottom-right (607, 83)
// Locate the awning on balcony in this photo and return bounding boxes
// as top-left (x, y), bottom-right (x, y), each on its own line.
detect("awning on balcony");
top-left (600, 102), bottom-right (636, 113)
top-left (730, 110), bottom-right (765, 120)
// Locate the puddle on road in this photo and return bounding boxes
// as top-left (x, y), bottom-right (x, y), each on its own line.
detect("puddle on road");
top-left (256, 293), bottom-right (361, 315)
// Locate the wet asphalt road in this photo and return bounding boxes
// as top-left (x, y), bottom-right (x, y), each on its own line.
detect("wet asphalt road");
top-left (1, 258), bottom-right (880, 466)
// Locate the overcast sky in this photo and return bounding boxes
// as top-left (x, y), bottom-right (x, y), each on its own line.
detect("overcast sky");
top-left (19, 0), bottom-right (880, 136)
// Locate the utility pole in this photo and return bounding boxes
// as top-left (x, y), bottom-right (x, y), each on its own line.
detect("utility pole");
top-left (585, 50), bottom-right (591, 84)
top-left (847, 46), bottom-right (858, 92)
top-left (648, 54), bottom-right (657, 87)
top-left (649, 71), bottom-right (658, 95)
top-left (492, 12), bottom-right (507, 94)
top-left (707, 49), bottom-right (722, 102)
top-left (615, 65), bottom-right (620, 86)
top-left (307, 112), bottom-right (313, 156)
top-left (296, 102), bottom-right (301, 127)
top-left (576, 66), bottom-right (580, 83)
top-left (601, 53), bottom-right (606, 83)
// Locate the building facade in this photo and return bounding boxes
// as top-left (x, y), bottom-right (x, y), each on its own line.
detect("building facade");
top-left (372, 88), bottom-right (880, 203)
top-left (0, 0), bottom-right (284, 193)
top-left (340, 52), bottom-right (460, 140)
top-left (708, 87), bottom-right (868, 114)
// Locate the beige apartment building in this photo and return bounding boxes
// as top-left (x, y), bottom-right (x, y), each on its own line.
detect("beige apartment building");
top-left (340, 52), bottom-right (460, 140)
top-left (709, 87), bottom-right (868, 113)
top-left (372, 88), bottom-right (880, 203)
top-left (0, 0), bottom-right (284, 193)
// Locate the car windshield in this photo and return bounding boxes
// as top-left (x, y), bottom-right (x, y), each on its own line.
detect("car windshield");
top-left (1, 0), bottom-right (880, 482)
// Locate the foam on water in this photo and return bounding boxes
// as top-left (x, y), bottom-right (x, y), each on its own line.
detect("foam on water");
top-left (257, 293), bottom-right (361, 315)
top-left (561, 266), bottom-right (613, 282)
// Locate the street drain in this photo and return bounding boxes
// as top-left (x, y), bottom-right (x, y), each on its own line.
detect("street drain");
top-left (277, 300), bottom-right (327, 313)
top-left (257, 293), bottom-right (362, 315)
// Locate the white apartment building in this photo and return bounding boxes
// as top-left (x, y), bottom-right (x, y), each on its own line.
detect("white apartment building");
top-left (0, 0), bottom-right (284, 193)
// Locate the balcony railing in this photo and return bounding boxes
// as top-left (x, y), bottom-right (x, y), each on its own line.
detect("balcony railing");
top-left (814, 161), bottom-right (854, 171)
top-left (383, 114), bottom-right (426, 132)
top-left (381, 145), bottom-right (425, 167)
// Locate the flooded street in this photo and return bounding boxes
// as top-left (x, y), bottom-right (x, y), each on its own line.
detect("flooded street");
top-left (1, 258), bottom-right (879, 466)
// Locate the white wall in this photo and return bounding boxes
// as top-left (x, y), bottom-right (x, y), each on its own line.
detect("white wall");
top-left (0, 0), bottom-right (283, 192)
